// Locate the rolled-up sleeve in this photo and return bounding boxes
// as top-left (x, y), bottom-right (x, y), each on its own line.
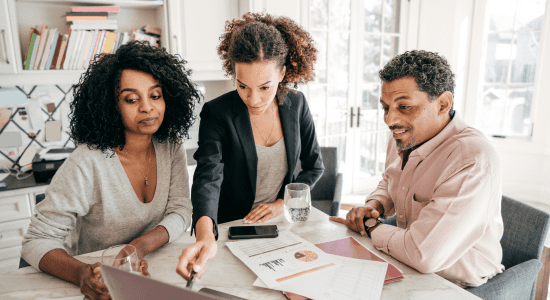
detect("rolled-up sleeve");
top-left (371, 158), bottom-right (496, 274)
top-left (158, 143), bottom-right (193, 243)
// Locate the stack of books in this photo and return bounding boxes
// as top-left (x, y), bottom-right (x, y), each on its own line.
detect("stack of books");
top-left (23, 6), bottom-right (162, 71)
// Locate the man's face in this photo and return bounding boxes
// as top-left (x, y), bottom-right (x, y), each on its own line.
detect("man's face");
top-left (380, 77), bottom-right (447, 151)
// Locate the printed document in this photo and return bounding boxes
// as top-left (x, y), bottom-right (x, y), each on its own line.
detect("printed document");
top-left (226, 231), bottom-right (337, 288)
top-left (254, 254), bottom-right (388, 300)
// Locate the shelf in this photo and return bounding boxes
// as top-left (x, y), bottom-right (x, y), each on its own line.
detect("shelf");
top-left (0, 70), bottom-right (86, 85)
top-left (16, 0), bottom-right (163, 8)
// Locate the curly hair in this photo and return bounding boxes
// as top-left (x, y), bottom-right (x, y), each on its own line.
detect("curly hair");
top-left (379, 50), bottom-right (455, 105)
top-left (70, 40), bottom-right (201, 153)
top-left (218, 12), bottom-right (317, 104)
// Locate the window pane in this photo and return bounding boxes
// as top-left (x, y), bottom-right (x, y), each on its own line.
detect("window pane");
top-left (360, 85), bottom-right (379, 132)
top-left (328, 31), bottom-right (350, 84)
top-left (363, 34), bottom-right (381, 82)
top-left (382, 36), bottom-right (399, 66)
top-left (377, 131), bottom-right (390, 174)
top-left (504, 86), bottom-right (533, 135)
top-left (310, 0), bottom-right (329, 29)
top-left (329, 0), bottom-right (351, 30)
top-left (311, 31), bottom-right (328, 84)
top-left (359, 132), bottom-right (377, 176)
top-left (510, 31), bottom-right (541, 83)
top-left (364, 0), bottom-right (382, 33)
top-left (384, 0), bottom-right (400, 33)
top-left (477, 85), bottom-right (508, 135)
top-left (309, 84), bottom-right (327, 136)
top-left (515, 0), bottom-right (546, 31)
top-left (487, 0), bottom-right (516, 32)
top-left (327, 85), bottom-right (349, 135)
top-left (326, 136), bottom-right (346, 164)
top-left (484, 32), bottom-right (513, 83)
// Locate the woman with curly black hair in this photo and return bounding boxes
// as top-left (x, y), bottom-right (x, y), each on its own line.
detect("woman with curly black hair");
top-left (21, 40), bottom-right (200, 300)
top-left (176, 13), bottom-right (324, 281)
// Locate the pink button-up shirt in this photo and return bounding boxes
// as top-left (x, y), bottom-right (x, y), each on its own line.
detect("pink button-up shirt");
top-left (370, 114), bottom-right (505, 287)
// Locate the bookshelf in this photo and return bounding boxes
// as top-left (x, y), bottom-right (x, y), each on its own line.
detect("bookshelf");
top-left (0, 0), bottom-right (241, 85)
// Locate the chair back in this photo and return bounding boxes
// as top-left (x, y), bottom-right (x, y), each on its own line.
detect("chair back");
top-left (310, 147), bottom-right (337, 200)
top-left (501, 196), bottom-right (550, 269)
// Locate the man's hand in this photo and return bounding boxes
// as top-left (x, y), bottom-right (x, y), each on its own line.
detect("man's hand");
top-left (345, 200), bottom-right (384, 236)
top-left (79, 263), bottom-right (110, 300)
top-left (243, 199), bottom-right (284, 224)
top-left (176, 237), bottom-right (217, 281)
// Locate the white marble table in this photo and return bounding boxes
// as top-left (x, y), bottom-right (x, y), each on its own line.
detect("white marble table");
top-left (0, 208), bottom-right (480, 300)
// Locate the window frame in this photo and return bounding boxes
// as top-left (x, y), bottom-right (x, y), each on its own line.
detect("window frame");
top-left (464, 0), bottom-right (550, 154)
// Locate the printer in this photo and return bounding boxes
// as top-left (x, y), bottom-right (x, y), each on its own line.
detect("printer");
top-left (32, 147), bottom-right (75, 183)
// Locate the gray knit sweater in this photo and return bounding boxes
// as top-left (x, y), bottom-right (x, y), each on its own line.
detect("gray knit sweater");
top-left (21, 139), bottom-right (192, 269)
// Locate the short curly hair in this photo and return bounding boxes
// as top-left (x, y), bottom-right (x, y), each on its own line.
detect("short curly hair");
top-left (70, 40), bottom-right (201, 153)
top-left (218, 12), bottom-right (317, 104)
top-left (379, 50), bottom-right (455, 106)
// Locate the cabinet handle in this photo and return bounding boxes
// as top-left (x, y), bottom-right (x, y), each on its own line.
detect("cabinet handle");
top-left (349, 107), bottom-right (355, 128)
top-left (0, 30), bottom-right (9, 64)
top-left (0, 234), bottom-right (3, 239)
top-left (357, 107), bottom-right (362, 127)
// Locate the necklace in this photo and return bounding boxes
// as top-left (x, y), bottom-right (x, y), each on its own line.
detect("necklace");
top-left (251, 104), bottom-right (275, 145)
top-left (123, 141), bottom-right (153, 186)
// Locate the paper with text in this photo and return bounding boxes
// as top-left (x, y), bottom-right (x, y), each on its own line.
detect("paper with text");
top-left (254, 254), bottom-right (388, 300)
top-left (226, 231), bottom-right (337, 288)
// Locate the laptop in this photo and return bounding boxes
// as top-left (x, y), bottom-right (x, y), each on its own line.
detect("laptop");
top-left (100, 265), bottom-right (247, 300)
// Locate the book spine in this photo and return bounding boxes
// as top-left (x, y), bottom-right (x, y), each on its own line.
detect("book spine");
top-left (40, 29), bottom-right (57, 70)
top-left (62, 28), bottom-right (77, 70)
top-left (83, 30), bottom-right (98, 69)
top-left (71, 6), bottom-right (120, 12)
top-left (66, 16), bottom-right (108, 21)
top-left (102, 31), bottom-right (116, 54)
top-left (25, 33), bottom-right (37, 70)
top-left (33, 28), bottom-right (49, 70)
top-left (49, 33), bottom-right (63, 70)
top-left (88, 30), bottom-right (102, 67)
top-left (28, 35), bottom-right (40, 71)
top-left (55, 34), bottom-right (69, 70)
top-left (44, 31), bottom-right (59, 70)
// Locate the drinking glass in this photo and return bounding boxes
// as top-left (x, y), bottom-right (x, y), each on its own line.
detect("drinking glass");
top-left (284, 183), bottom-right (311, 223)
top-left (101, 244), bottom-right (140, 275)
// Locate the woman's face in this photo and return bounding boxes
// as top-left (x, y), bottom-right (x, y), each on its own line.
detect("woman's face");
top-left (117, 69), bottom-right (165, 137)
top-left (234, 60), bottom-right (285, 115)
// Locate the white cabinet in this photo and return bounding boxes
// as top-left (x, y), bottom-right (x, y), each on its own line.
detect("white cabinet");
top-left (0, 0), bottom-right (17, 74)
top-left (0, 184), bottom-right (47, 273)
top-left (167, 0), bottom-right (239, 81)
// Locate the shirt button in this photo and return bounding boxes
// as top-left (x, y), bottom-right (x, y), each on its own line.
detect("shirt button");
top-left (402, 186), bottom-right (405, 190)
top-left (399, 214), bottom-right (403, 219)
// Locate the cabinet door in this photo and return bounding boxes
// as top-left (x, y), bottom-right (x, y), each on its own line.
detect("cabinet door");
top-left (167, 0), bottom-right (238, 81)
top-left (0, 194), bottom-right (31, 223)
top-left (0, 0), bottom-right (17, 74)
top-left (0, 219), bottom-right (31, 250)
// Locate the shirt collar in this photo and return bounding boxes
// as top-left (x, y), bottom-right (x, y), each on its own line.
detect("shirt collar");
top-left (403, 112), bottom-right (468, 160)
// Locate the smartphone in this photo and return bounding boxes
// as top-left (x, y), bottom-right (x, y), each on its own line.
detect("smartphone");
top-left (228, 225), bottom-right (278, 240)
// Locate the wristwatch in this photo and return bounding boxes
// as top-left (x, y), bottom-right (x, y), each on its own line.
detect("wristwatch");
top-left (364, 218), bottom-right (381, 238)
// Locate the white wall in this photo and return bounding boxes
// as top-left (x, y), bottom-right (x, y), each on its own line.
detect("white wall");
top-left (415, 0), bottom-right (550, 204)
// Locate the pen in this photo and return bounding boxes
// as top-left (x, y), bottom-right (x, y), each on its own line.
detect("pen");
top-left (186, 270), bottom-right (196, 289)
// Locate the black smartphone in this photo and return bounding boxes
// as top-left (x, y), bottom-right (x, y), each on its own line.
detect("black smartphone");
top-left (228, 225), bottom-right (278, 239)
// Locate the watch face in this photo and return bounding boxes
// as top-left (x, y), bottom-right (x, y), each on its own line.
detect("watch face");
top-left (365, 218), bottom-right (378, 227)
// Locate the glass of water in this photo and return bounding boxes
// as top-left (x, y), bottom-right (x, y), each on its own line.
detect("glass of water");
top-left (101, 244), bottom-right (140, 276)
top-left (284, 183), bottom-right (311, 223)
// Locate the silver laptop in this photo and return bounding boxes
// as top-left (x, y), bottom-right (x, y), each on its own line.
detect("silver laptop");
top-left (100, 265), bottom-right (247, 300)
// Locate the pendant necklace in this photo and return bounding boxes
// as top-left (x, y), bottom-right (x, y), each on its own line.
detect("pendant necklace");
top-left (124, 141), bottom-right (153, 186)
top-left (251, 104), bottom-right (276, 145)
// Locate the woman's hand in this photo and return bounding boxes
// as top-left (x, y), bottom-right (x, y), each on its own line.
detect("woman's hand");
top-left (138, 259), bottom-right (151, 277)
top-left (243, 198), bottom-right (284, 224)
top-left (176, 237), bottom-right (217, 280)
top-left (79, 262), bottom-right (110, 300)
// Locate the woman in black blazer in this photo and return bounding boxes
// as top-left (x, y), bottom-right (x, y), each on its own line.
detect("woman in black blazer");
top-left (176, 13), bottom-right (324, 280)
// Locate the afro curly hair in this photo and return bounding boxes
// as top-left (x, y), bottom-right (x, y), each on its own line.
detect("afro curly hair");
top-left (379, 50), bottom-right (455, 107)
top-left (217, 12), bottom-right (317, 104)
top-left (70, 40), bottom-right (201, 153)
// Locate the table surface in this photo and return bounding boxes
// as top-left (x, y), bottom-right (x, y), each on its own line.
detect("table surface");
top-left (0, 208), bottom-right (481, 300)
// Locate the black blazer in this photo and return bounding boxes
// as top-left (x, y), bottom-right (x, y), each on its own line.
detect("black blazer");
top-left (191, 90), bottom-right (324, 236)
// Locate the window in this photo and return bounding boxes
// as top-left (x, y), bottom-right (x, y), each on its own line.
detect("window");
top-left (307, 0), bottom-right (409, 193)
top-left (475, 0), bottom-right (548, 137)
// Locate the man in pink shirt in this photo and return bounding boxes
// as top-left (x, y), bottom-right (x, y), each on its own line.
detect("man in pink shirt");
top-left (345, 50), bottom-right (504, 287)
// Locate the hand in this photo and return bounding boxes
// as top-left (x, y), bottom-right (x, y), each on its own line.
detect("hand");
top-left (345, 200), bottom-right (383, 236)
top-left (79, 262), bottom-right (110, 300)
top-left (243, 199), bottom-right (284, 224)
top-left (138, 259), bottom-right (151, 277)
top-left (176, 237), bottom-right (217, 281)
